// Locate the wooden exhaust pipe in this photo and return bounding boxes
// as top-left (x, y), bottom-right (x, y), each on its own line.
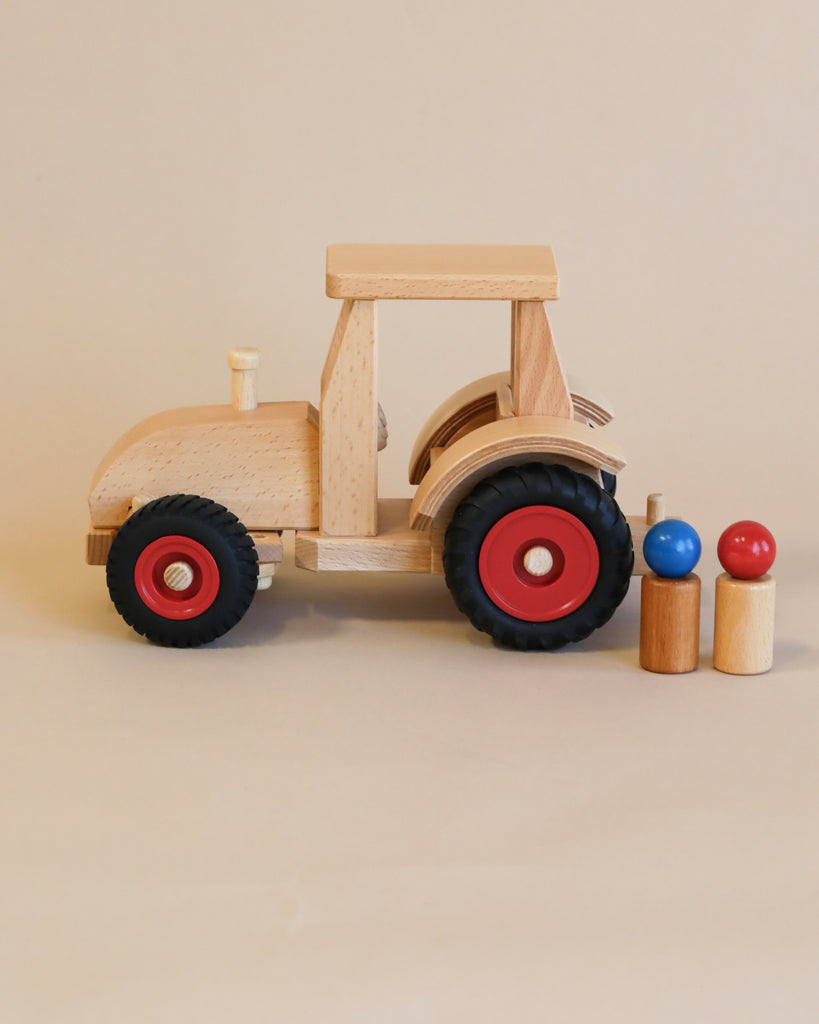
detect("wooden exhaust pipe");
top-left (228, 348), bottom-right (260, 411)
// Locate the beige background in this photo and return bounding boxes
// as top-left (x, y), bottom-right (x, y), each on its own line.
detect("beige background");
top-left (1, 1), bottom-right (818, 1021)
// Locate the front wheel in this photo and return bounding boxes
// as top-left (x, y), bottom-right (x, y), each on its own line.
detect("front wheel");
top-left (443, 464), bottom-right (633, 650)
top-left (106, 494), bottom-right (258, 646)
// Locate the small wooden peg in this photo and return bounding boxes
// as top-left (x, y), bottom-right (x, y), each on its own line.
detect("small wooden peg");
top-left (646, 493), bottom-right (665, 526)
top-left (256, 562), bottom-right (279, 591)
top-left (640, 573), bottom-right (701, 673)
top-left (713, 573), bottom-right (775, 674)
top-left (131, 493), bottom-right (155, 515)
top-left (228, 347), bottom-right (260, 412)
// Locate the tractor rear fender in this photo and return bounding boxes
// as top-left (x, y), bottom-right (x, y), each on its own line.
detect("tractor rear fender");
top-left (409, 372), bottom-right (615, 485)
top-left (409, 415), bottom-right (626, 532)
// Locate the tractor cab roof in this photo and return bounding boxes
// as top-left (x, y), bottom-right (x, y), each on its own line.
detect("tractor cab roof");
top-left (326, 244), bottom-right (559, 301)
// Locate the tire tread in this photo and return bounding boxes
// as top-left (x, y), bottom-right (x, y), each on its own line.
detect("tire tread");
top-left (106, 494), bottom-right (258, 647)
top-left (443, 464), bottom-right (633, 651)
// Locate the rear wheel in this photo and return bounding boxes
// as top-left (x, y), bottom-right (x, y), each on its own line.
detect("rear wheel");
top-left (443, 464), bottom-right (633, 650)
top-left (106, 495), bottom-right (258, 647)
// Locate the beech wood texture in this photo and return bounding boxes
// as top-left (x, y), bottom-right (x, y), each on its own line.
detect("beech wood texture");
top-left (296, 499), bottom-right (431, 572)
top-left (89, 402), bottom-right (319, 531)
top-left (410, 415), bottom-right (626, 531)
top-left (320, 299), bottom-right (378, 536)
top-left (87, 527), bottom-right (285, 568)
top-left (326, 245), bottom-right (559, 301)
top-left (567, 377), bottom-right (614, 428)
top-left (248, 532), bottom-right (283, 564)
top-left (713, 573), bottom-right (775, 674)
top-left (510, 301), bottom-right (573, 419)
top-left (228, 347), bottom-right (260, 411)
top-left (640, 573), bottom-right (701, 673)
top-left (86, 526), bottom-right (116, 565)
top-left (629, 494), bottom-right (671, 576)
top-left (408, 372), bottom-right (613, 485)
top-left (496, 384), bottom-right (514, 420)
top-left (646, 493), bottom-right (666, 526)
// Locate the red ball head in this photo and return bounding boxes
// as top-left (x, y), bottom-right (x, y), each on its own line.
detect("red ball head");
top-left (717, 520), bottom-right (776, 579)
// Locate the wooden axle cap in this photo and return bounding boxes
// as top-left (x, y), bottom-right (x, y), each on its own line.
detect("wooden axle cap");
top-left (228, 347), bottom-right (261, 412)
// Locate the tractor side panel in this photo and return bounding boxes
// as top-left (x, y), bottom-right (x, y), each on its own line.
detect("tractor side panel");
top-left (89, 401), bottom-right (319, 531)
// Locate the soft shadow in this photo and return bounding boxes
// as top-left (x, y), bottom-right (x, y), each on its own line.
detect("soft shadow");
top-left (226, 567), bottom-right (462, 649)
top-left (524, 578), bottom-right (641, 665)
top-left (5, 525), bottom-right (655, 659)
top-left (697, 639), bottom-right (812, 673)
top-left (0, 525), bottom-right (463, 648)
top-left (1, 528), bottom-right (114, 637)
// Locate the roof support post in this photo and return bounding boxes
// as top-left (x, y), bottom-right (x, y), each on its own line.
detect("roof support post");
top-left (511, 300), bottom-right (574, 419)
top-left (320, 299), bottom-right (378, 536)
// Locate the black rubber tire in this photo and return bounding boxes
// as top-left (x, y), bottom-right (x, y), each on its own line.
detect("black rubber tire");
top-left (601, 470), bottom-right (617, 498)
top-left (106, 494), bottom-right (258, 647)
top-left (443, 463), bottom-right (633, 651)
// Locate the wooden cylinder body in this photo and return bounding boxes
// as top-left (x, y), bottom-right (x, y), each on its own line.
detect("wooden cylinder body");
top-left (640, 573), bottom-right (701, 674)
top-left (228, 348), bottom-right (260, 412)
top-left (646, 493), bottom-right (666, 526)
top-left (232, 371), bottom-right (257, 411)
top-left (713, 573), bottom-right (775, 675)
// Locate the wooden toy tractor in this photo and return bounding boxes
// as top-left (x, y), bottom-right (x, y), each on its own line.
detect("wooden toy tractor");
top-left (86, 245), bottom-right (663, 649)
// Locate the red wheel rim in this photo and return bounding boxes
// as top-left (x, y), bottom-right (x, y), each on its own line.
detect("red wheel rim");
top-left (134, 535), bottom-right (220, 620)
top-left (478, 506), bottom-right (600, 622)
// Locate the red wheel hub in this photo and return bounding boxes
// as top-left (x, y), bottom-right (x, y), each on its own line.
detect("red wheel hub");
top-left (134, 535), bottom-right (220, 620)
top-left (478, 506), bottom-right (600, 622)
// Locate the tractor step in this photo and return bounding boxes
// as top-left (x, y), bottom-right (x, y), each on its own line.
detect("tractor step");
top-left (295, 499), bottom-right (432, 572)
